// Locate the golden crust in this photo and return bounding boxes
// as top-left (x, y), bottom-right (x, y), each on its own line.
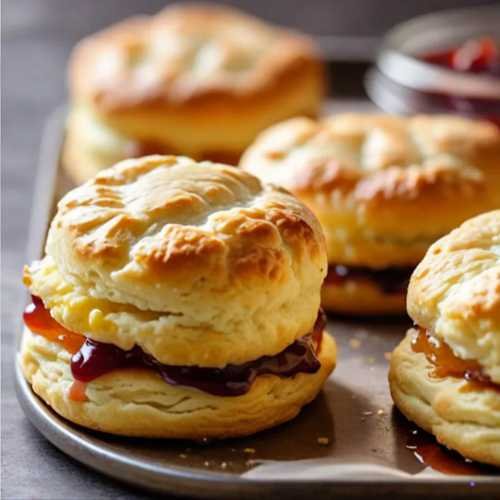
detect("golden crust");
top-left (20, 329), bottom-right (336, 439)
top-left (408, 210), bottom-right (500, 383)
top-left (26, 156), bottom-right (327, 366)
top-left (321, 278), bottom-right (405, 315)
top-left (64, 4), bottom-right (324, 182)
top-left (389, 333), bottom-right (500, 467)
top-left (241, 114), bottom-right (500, 268)
top-left (70, 4), bottom-right (322, 110)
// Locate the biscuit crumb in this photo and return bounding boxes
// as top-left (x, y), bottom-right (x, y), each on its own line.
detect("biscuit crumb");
top-left (317, 437), bottom-right (329, 445)
top-left (362, 411), bottom-right (373, 416)
top-left (243, 448), bottom-right (256, 454)
top-left (377, 409), bottom-right (384, 416)
top-left (179, 454), bottom-right (187, 459)
top-left (204, 461), bottom-right (210, 466)
top-left (221, 462), bottom-right (228, 469)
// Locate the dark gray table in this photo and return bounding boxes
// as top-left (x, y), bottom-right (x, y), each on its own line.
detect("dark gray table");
top-left (2, 1), bottom-right (497, 499)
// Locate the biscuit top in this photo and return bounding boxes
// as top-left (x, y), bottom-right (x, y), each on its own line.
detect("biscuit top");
top-left (24, 156), bottom-right (326, 366)
top-left (46, 155), bottom-right (325, 311)
top-left (241, 114), bottom-right (500, 240)
top-left (408, 210), bottom-right (500, 383)
top-left (70, 3), bottom-right (319, 111)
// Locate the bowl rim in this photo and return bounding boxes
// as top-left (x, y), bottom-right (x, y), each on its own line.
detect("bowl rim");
top-left (376, 4), bottom-right (500, 99)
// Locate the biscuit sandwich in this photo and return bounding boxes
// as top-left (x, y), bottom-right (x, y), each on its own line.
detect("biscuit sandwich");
top-left (21, 155), bottom-right (336, 438)
top-left (389, 210), bottom-right (500, 466)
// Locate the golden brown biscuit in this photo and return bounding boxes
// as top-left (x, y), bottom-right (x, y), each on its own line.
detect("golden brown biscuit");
top-left (241, 114), bottom-right (500, 314)
top-left (389, 211), bottom-right (500, 466)
top-left (64, 4), bottom-right (324, 183)
top-left (21, 155), bottom-right (335, 438)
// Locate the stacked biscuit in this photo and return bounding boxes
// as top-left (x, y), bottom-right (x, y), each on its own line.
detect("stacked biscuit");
top-left (21, 156), bottom-right (336, 438)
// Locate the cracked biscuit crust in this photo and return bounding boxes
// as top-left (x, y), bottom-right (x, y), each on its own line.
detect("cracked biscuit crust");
top-left (389, 333), bottom-right (500, 466)
top-left (241, 114), bottom-right (500, 268)
top-left (24, 156), bottom-right (327, 366)
top-left (70, 3), bottom-right (322, 110)
top-left (20, 329), bottom-right (336, 438)
top-left (408, 210), bottom-right (500, 384)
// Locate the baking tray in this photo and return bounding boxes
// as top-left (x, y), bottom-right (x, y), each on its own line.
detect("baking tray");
top-left (15, 107), bottom-right (500, 499)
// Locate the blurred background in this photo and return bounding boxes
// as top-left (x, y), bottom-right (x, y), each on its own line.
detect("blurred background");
top-left (2, 1), bottom-right (499, 498)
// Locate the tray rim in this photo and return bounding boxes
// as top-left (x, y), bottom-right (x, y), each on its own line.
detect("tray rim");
top-left (15, 107), bottom-right (500, 498)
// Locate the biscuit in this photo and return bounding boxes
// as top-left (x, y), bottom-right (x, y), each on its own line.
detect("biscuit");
top-left (241, 114), bottom-right (500, 314)
top-left (21, 156), bottom-right (335, 438)
top-left (26, 155), bottom-right (327, 366)
top-left (389, 211), bottom-right (500, 465)
top-left (408, 210), bottom-right (500, 383)
top-left (64, 4), bottom-right (324, 183)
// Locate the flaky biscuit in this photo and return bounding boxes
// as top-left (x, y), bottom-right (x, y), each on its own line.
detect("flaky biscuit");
top-left (241, 114), bottom-right (500, 269)
top-left (21, 329), bottom-right (336, 438)
top-left (64, 4), bottom-right (324, 182)
top-left (389, 333), bottom-right (500, 467)
top-left (408, 210), bottom-right (500, 384)
top-left (24, 156), bottom-right (327, 366)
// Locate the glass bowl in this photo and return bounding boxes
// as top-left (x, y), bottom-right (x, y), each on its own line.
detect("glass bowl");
top-left (366, 5), bottom-right (500, 125)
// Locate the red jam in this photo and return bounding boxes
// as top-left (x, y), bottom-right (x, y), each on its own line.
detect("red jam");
top-left (411, 328), bottom-right (499, 391)
top-left (422, 37), bottom-right (500, 75)
top-left (326, 264), bottom-right (413, 295)
top-left (23, 296), bottom-right (85, 354)
top-left (416, 37), bottom-right (500, 127)
top-left (24, 296), bottom-right (325, 397)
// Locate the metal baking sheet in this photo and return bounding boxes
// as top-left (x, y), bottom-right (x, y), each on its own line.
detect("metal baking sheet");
top-left (15, 107), bottom-right (500, 499)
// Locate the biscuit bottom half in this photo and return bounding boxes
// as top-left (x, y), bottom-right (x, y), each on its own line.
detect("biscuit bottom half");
top-left (389, 332), bottom-right (500, 466)
top-left (21, 330), bottom-right (335, 438)
top-left (321, 264), bottom-right (413, 315)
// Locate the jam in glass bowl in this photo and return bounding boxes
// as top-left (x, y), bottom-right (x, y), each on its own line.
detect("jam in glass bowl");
top-left (366, 6), bottom-right (500, 126)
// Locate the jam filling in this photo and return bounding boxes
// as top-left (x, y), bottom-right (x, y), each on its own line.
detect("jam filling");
top-left (421, 37), bottom-right (500, 76)
top-left (24, 296), bottom-right (325, 397)
top-left (326, 264), bottom-right (413, 295)
top-left (411, 328), bottom-right (499, 391)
